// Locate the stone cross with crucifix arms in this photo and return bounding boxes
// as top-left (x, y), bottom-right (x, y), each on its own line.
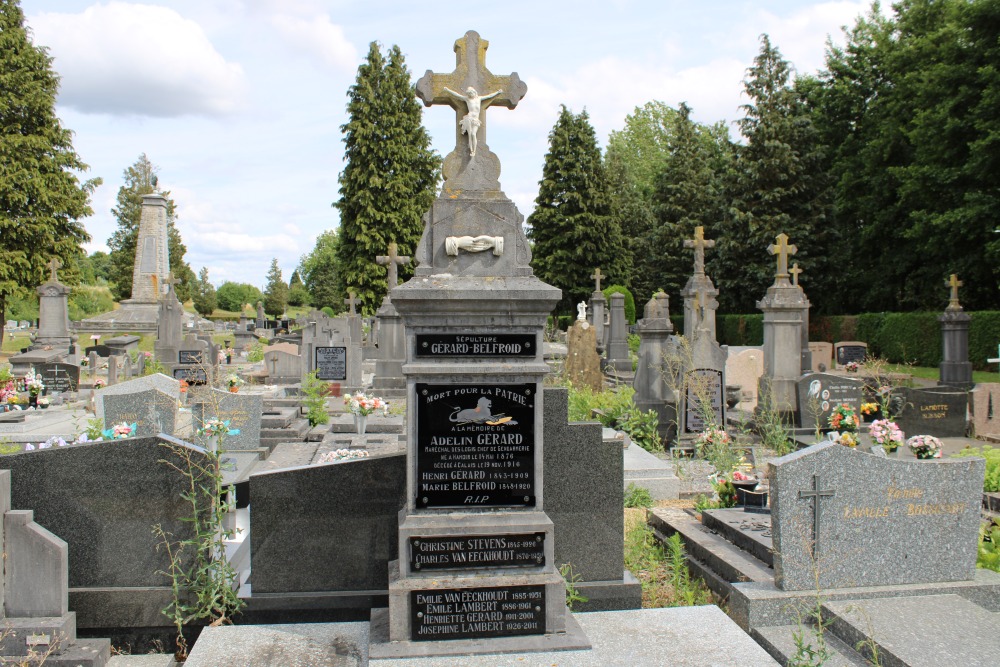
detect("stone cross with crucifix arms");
top-left (344, 290), bottom-right (360, 316)
top-left (416, 30), bottom-right (527, 189)
top-left (377, 243), bottom-right (411, 291)
top-left (789, 262), bottom-right (803, 287)
top-left (946, 274), bottom-right (964, 311)
top-left (767, 233), bottom-right (798, 282)
top-left (47, 257), bottom-right (63, 283)
top-left (591, 268), bottom-right (604, 294)
top-left (684, 226), bottom-right (715, 277)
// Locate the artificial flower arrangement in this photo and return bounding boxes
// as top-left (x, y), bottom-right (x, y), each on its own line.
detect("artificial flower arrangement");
top-left (198, 418), bottom-right (241, 440)
top-left (226, 374), bottom-right (244, 389)
top-left (344, 391), bottom-right (389, 417)
top-left (93, 378), bottom-right (107, 389)
top-left (36, 396), bottom-right (50, 408)
top-left (860, 402), bottom-right (879, 417)
top-left (316, 448), bottom-right (370, 464)
top-left (831, 431), bottom-right (859, 448)
top-left (101, 422), bottom-right (137, 440)
top-left (80, 357), bottom-right (89, 367)
top-left (0, 379), bottom-right (15, 404)
top-left (828, 403), bottom-right (859, 432)
top-left (844, 361), bottom-right (860, 373)
top-left (694, 426), bottom-right (731, 456)
top-left (24, 368), bottom-right (44, 396)
top-left (178, 379), bottom-right (189, 393)
top-left (907, 434), bottom-right (943, 459)
top-left (869, 418), bottom-right (904, 452)
top-left (732, 470), bottom-right (756, 482)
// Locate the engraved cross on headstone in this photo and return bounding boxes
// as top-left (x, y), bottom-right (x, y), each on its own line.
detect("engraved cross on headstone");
top-left (684, 226), bottom-right (715, 276)
top-left (591, 268), bottom-right (604, 293)
top-left (47, 257), bottom-right (63, 282)
top-left (344, 290), bottom-right (360, 316)
top-left (946, 274), bottom-right (963, 310)
top-left (376, 243), bottom-right (411, 291)
top-left (416, 30), bottom-right (527, 161)
top-left (789, 262), bottom-right (803, 287)
top-left (768, 233), bottom-right (798, 281)
top-left (798, 473), bottom-right (835, 559)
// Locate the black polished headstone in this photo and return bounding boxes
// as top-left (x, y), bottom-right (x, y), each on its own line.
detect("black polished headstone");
top-left (415, 383), bottom-right (536, 509)
top-left (315, 346), bottom-right (347, 381)
top-left (37, 362), bottom-right (79, 393)
top-left (178, 350), bottom-right (202, 364)
top-left (835, 344), bottom-right (867, 366)
top-left (796, 372), bottom-right (865, 429)
top-left (173, 367), bottom-right (208, 385)
top-left (84, 344), bottom-right (112, 358)
top-left (892, 386), bottom-right (968, 438)
top-left (409, 585), bottom-right (545, 641)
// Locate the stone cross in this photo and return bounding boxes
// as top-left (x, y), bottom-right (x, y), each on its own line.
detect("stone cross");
top-left (591, 268), bottom-right (604, 293)
top-left (946, 274), bottom-right (963, 310)
top-left (376, 243), bottom-right (410, 290)
top-left (767, 233), bottom-right (798, 280)
top-left (789, 262), bottom-right (803, 287)
top-left (47, 257), bottom-right (63, 283)
top-left (798, 473), bottom-right (835, 559)
top-left (415, 30), bottom-right (527, 159)
top-left (163, 273), bottom-right (179, 298)
top-left (683, 226), bottom-right (715, 276)
top-left (344, 291), bottom-right (360, 316)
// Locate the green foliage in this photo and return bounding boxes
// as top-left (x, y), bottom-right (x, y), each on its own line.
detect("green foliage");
top-left (77, 250), bottom-right (112, 285)
top-left (246, 340), bottom-right (264, 363)
top-left (215, 282), bottom-right (261, 313)
top-left (335, 43), bottom-right (440, 315)
top-left (192, 267), bottom-right (217, 317)
top-left (716, 314), bottom-right (764, 346)
top-left (565, 383), bottom-right (661, 452)
top-left (0, 1), bottom-right (99, 329)
top-left (262, 258), bottom-right (288, 318)
top-left (624, 483), bottom-right (654, 508)
top-left (67, 284), bottom-right (115, 320)
top-left (106, 154), bottom-right (192, 302)
top-left (617, 408), bottom-right (661, 453)
top-left (664, 533), bottom-right (712, 606)
top-left (302, 370), bottom-right (330, 427)
top-left (299, 230), bottom-right (341, 311)
top-left (978, 520), bottom-right (1000, 573)
top-left (321, 306), bottom-right (336, 317)
top-left (953, 445), bottom-right (1000, 492)
top-left (143, 357), bottom-right (166, 377)
top-left (558, 563), bottom-right (588, 611)
top-left (603, 285), bottom-right (636, 325)
top-left (528, 106), bottom-right (627, 315)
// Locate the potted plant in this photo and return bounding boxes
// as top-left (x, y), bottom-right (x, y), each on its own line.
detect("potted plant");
top-left (226, 374), bottom-right (244, 393)
top-left (870, 418), bottom-right (904, 454)
top-left (828, 403), bottom-right (859, 433)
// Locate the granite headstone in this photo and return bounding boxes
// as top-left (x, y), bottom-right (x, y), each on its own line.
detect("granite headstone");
top-left (796, 372), bottom-right (864, 431)
top-left (103, 388), bottom-right (178, 437)
top-left (191, 389), bottom-right (263, 450)
top-left (892, 386), bottom-right (969, 438)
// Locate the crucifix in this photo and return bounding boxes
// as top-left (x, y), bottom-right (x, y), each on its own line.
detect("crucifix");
top-left (591, 268), bottom-right (605, 293)
top-left (789, 262), bottom-right (803, 287)
top-left (798, 473), bottom-right (835, 559)
top-left (946, 274), bottom-right (963, 310)
top-left (767, 233), bottom-right (798, 281)
top-left (344, 290), bottom-right (360, 316)
top-left (684, 226), bottom-right (715, 276)
top-left (416, 30), bottom-right (527, 162)
top-left (47, 257), bottom-right (63, 282)
top-left (376, 243), bottom-right (411, 290)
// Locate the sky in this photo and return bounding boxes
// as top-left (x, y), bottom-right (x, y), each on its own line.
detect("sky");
top-left (20, 0), bottom-right (876, 289)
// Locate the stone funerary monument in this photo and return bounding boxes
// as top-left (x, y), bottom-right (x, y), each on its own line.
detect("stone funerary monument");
top-left (368, 31), bottom-right (589, 658)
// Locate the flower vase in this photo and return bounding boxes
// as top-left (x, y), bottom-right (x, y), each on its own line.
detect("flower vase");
top-left (915, 451), bottom-right (935, 460)
top-left (354, 414), bottom-right (367, 435)
top-left (28, 394), bottom-right (37, 408)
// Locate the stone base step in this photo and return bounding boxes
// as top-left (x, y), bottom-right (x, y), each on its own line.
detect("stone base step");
top-left (700, 508), bottom-right (774, 567)
top-left (261, 407), bottom-right (298, 429)
top-left (752, 624), bottom-right (870, 667)
top-left (16, 638), bottom-right (111, 667)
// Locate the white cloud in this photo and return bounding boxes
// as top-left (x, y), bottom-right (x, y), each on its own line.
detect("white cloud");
top-left (270, 13), bottom-right (357, 72)
top-left (757, 1), bottom-right (871, 76)
top-left (29, 2), bottom-right (247, 117)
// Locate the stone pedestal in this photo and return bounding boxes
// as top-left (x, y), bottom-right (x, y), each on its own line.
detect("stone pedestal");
top-left (589, 291), bottom-right (606, 354)
top-left (633, 292), bottom-right (678, 446)
top-left (604, 293), bottom-right (631, 375)
top-left (939, 308), bottom-right (973, 388)
top-left (757, 280), bottom-right (809, 415)
top-left (371, 300), bottom-right (406, 398)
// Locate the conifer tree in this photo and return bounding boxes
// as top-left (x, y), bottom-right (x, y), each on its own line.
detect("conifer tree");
top-left (263, 259), bottom-right (288, 318)
top-left (299, 230), bottom-right (341, 311)
top-left (528, 106), bottom-right (626, 315)
top-left (335, 43), bottom-right (440, 315)
top-left (0, 0), bottom-right (99, 327)
top-left (106, 154), bottom-right (194, 302)
top-left (192, 267), bottom-right (216, 317)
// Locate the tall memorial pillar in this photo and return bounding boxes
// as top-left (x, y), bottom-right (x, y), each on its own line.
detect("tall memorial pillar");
top-left (939, 274), bottom-right (973, 388)
top-left (370, 31), bottom-right (588, 659)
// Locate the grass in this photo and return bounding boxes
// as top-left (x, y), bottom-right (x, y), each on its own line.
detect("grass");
top-left (624, 508), bottom-right (714, 608)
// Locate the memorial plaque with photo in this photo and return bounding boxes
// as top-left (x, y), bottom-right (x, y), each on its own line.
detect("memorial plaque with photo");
top-left (796, 372), bottom-right (864, 429)
top-left (835, 342), bottom-right (868, 367)
top-left (173, 367), bottom-right (208, 385)
top-left (178, 350), bottom-right (202, 364)
top-left (410, 585), bottom-right (545, 641)
top-left (415, 383), bottom-right (535, 508)
top-left (315, 346), bottom-right (347, 381)
top-left (37, 362), bottom-right (79, 393)
top-left (409, 533), bottom-right (546, 572)
top-left (415, 334), bottom-right (535, 358)
top-left (684, 369), bottom-right (724, 433)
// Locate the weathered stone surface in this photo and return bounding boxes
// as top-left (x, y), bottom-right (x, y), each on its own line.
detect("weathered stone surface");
top-left (808, 341), bottom-right (833, 372)
top-left (96, 373), bottom-right (180, 419)
top-left (726, 348), bottom-right (763, 411)
top-left (102, 388), bottom-right (178, 437)
top-left (971, 383), bottom-right (1000, 439)
top-left (769, 441), bottom-right (983, 591)
top-left (565, 321), bottom-right (602, 392)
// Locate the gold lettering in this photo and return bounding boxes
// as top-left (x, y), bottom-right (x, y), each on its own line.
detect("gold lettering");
top-left (886, 485), bottom-right (924, 501)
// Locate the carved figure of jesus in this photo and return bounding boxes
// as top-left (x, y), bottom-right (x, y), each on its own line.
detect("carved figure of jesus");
top-left (443, 86), bottom-right (501, 157)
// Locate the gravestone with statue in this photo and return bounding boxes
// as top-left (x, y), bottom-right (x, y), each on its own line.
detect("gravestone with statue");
top-left (368, 30), bottom-right (589, 658)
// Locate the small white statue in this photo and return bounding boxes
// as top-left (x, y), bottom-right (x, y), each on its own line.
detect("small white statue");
top-left (443, 86), bottom-right (502, 157)
top-left (577, 301), bottom-right (588, 321)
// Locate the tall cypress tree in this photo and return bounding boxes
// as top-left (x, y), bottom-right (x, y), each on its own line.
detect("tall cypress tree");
top-left (528, 106), bottom-right (626, 315)
top-left (0, 0), bottom-right (98, 328)
top-left (262, 258), bottom-right (288, 318)
top-left (717, 35), bottom-right (831, 314)
top-left (106, 154), bottom-right (194, 302)
top-left (335, 43), bottom-right (440, 315)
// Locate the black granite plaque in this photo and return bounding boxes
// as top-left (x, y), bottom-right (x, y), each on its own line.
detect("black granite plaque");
top-left (172, 367), bottom-right (208, 385)
top-left (178, 350), bottom-right (202, 364)
top-left (796, 372), bottom-right (864, 429)
top-left (415, 334), bottom-right (535, 358)
top-left (415, 383), bottom-right (535, 508)
top-left (410, 585), bottom-right (545, 641)
top-left (315, 346), bottom-right (347, 381)
top-left (836, 344), bottom-right (868, 366)
top-left (84, 344), bottom-right (112, 358)
top-left (684, 369), bottom-right (725, 433)
top-left (37, 362), bottom-right (79, 393)
top-left (409, 533), bottom-right (545, 572)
